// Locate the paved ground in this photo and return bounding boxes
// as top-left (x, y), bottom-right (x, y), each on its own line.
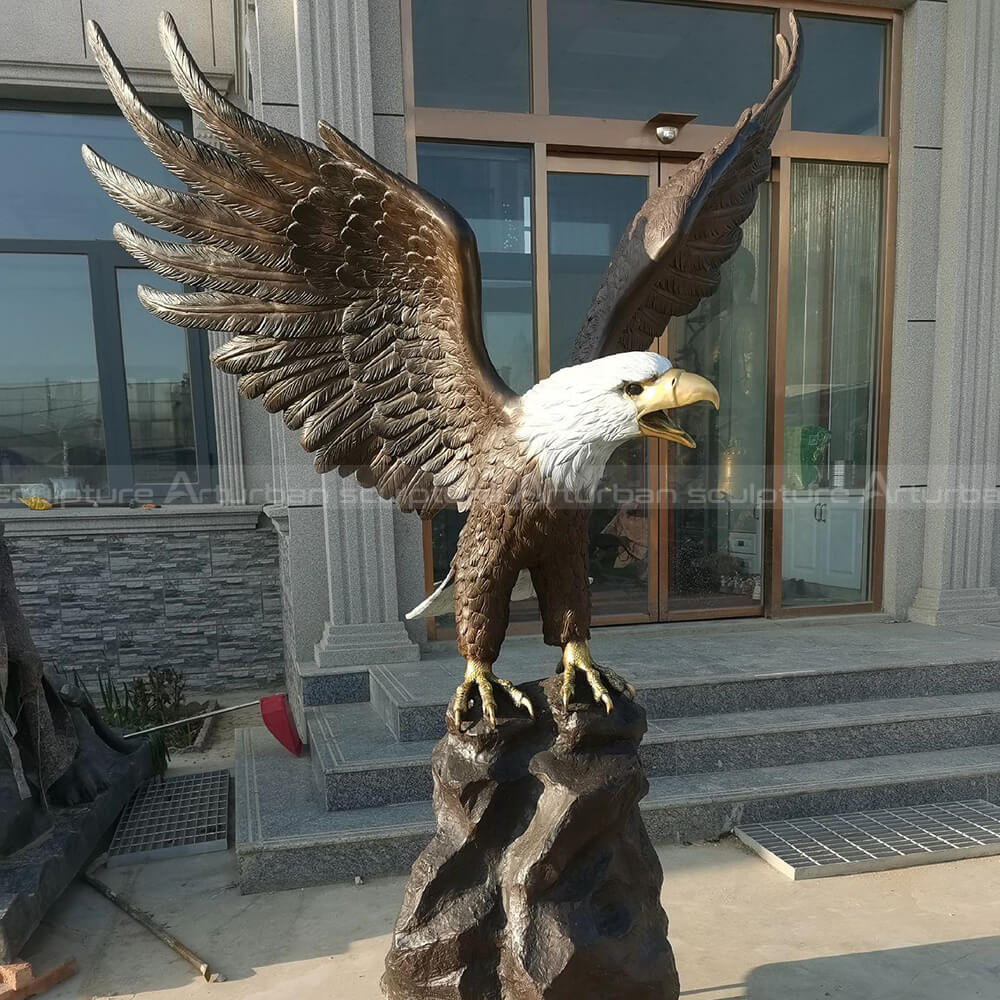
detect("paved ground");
top-left (21, 837), bottom-right (1000, 999)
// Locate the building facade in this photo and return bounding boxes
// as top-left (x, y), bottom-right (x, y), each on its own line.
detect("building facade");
top-left (0, 0), bottom-right (998, 699)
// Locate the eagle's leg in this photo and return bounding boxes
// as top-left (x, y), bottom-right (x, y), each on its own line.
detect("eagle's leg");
top-left (448, 660), bottom-right (535, 727)
top-left (560, 639), bottom-right (636, 713)
top-left (450, 526), bottom-right (534, 727)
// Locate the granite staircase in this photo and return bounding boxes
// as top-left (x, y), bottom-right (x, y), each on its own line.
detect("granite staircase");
top-left (235, 617), bottom-right (1000, 893)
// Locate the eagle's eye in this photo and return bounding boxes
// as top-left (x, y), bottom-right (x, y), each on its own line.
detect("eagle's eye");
top-left (624, 382), bottom-right (644, 397)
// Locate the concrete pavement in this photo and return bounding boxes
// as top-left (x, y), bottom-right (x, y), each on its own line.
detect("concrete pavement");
top-left (21, 837), bottom-right (1000, 999)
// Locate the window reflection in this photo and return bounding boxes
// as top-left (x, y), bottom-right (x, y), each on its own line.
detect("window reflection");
top-left (792, 17), bottom-right (886, 136)
top-left (416, 141), bottom-right (535, 394)
top-left (668, 195), bottom-right (770, 614)
top-left (117, 270), bottom-right (197, 483)
top-left (418, 142), bottom-right (535, 626)
top-left (548, 170), bottom-right (652, 619)
top-left (0, 254), bottom-right (107, 498)
top-left (0, 109), bottom-right (186, 240)
top-left (412, 0), bottom-right (530, 112)
top-left (548, 0), bottom-right (775, 124)
top-left (547, 171), bottom-right (649, 373)
top-left (782, 162), bottom-right (884, 606)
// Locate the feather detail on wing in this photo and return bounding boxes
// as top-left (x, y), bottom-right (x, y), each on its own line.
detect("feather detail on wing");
top-left (571, 15), bottom-right (801, 364)
top-left (83, 14), bottom-right (516, 517)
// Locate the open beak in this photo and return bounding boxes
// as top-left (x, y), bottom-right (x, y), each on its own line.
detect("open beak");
top-left (636, 370), bottom-right (720, 448)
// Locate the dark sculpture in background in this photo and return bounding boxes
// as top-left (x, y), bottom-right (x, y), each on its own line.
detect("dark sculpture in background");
top-left (1, 522), bottom-right (153, 959)
top-left (81, 13), bottom-right (800, 997)
top-left (0, 523), bottom-right (135, 856)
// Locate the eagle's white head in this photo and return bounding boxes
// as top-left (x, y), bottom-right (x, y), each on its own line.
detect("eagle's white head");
top-left (515, 352), bottom-right (719, 500)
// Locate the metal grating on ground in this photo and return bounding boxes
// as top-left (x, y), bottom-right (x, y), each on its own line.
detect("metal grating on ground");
top-left (735, 800), bottom-right (1000, 880)
top-left (108, 770), bottom-right (229, 866)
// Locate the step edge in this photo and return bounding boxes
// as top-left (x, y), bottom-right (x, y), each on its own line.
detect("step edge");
top-left (645, 759), bottom-right (1000, 808)
top-left (236, 817), bottom-right (436, 852)
top-left (237, 759), bottom-right (1000, 851)
top-left (307, 701), bottom-right (1000, 777)
top-left (376, 657), bottom-right (1000, 709)
top-left (653, 700), bottom-right (1000, 742)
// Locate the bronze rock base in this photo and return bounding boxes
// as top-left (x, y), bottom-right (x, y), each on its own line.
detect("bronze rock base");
top-left (381, 675), bottom-right (680, 1000)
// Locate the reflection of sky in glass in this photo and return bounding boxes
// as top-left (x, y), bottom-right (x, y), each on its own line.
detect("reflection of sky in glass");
top-left (416, 142), bottom-right (536, 394)
top-left (0, 109), bottom-right (185, 240)
top-left (118, 269), bottom-right (190, 382)
top-left (793, 18), bottom-right (885, 136)
top-left (547, 172), bottom-right (648, 373)
top-left (0, 254), bottom-right (99, 384)
top-left (413, 0), bottom-right (530, 112)
top-left (549, 0), bottom-right (774, 124)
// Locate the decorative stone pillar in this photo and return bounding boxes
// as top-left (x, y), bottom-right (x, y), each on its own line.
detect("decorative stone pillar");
top-left (191, 119), bottom-right (249, 505)
top-left (205, 331), bottom-right (248, 504)
top-left (909, 0), bottom-right (1000, 625)
top-left (295, 0), bottom-right (420, 665)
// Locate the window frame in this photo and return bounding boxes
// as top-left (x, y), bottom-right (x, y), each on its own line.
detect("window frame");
top-left (402, 0), bottom-right (901, 625)
top-left (0, 100), bottom-right (218, 504)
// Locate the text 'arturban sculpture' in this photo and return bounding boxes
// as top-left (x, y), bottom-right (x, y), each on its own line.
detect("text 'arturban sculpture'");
top-left (84, 13), bottom-right (800, 728)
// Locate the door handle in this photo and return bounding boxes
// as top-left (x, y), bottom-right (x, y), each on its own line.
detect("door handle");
top-left (814, 502), bottom-right (821, 522)
top-left (820, 503), bottom-right (827, 523)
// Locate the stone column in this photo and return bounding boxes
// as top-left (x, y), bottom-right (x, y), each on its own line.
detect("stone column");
top-left (191, 114), bottom-right (249, 505)
top-left (240, 2), bottom-right (334, 746)
top-left (909, 0), bottom-right (1000, 625)
top-left (294, 0), bottom-right (420, 666)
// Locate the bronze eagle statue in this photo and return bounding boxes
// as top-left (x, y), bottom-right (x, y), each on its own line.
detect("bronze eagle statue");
top-left (83, 14), bottom-right (800, 729)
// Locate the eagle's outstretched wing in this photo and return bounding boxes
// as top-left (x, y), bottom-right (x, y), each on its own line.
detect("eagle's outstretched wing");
top-left (83, 14), bottom-right (515, 517)
top-left (571, 16), bottom-right (801, 364)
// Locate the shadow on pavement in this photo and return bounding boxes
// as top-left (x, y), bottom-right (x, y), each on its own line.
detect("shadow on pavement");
top-left (746, 936), bottom-right (1000, 999)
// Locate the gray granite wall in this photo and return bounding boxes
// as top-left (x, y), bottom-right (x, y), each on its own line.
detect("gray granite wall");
top-left (3, 508), bottom-right (283, 692)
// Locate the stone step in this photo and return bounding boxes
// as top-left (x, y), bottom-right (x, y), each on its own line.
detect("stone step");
top-left (235, 724), bottom-right (1000, 893)
top-left (370, 657), bottom-right (1000, 743)
top-left (306, 691), bottom-right (1000, 811)
top-left (307, 704), bottom-right (433, 811)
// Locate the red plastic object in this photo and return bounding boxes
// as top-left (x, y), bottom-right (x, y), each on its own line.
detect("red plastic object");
top-left (260, 694), bottom-right (303, 756)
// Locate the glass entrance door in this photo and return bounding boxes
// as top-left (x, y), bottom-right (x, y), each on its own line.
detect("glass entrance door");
top-left (419, 147), bottom-right (880, 634)
top-left (544, 156), bottom-right (771, 624)
top-left (545, 157), bottom-right (659, 622)
top-left (662, 172), bottom-right (772, 619)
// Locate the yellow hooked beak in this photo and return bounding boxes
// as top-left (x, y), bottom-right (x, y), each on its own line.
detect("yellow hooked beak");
top-left (635, 369), bottom-right (720, 448)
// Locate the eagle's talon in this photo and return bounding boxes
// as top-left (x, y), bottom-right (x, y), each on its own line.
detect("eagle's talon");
top-left (560, 640), bottom-right (635, 714)
top-left (452, 660), bottom-right (533, 728)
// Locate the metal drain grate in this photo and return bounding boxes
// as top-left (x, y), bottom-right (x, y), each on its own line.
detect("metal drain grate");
top-left (736, 800), bottom-right (1000, 880)
top-left (108, 769), bottom-right (229, 866)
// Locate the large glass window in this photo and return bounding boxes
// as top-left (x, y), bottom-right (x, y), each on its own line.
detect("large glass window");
top-left (792, 17), bottom-right (886, 135)
top-left (548, 169), bottom-right (653, 618)
top-left (0, 105), bottom-right (216, 505)
top-left (548, 0), bottom-right (776, 124)
top-left (0, 108), bottom-right (183, 239)
top-left (782, 161), bottom-right (884, 606)
top-left (0, 254), bottom-right (107, 493)
top-left (412, 0), bottom-right (530, 112)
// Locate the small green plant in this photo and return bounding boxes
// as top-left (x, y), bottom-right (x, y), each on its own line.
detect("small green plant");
top-left (91, 667), bottom-right (208, 774)
top-left (96, 669), bottom-right (138, 729)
